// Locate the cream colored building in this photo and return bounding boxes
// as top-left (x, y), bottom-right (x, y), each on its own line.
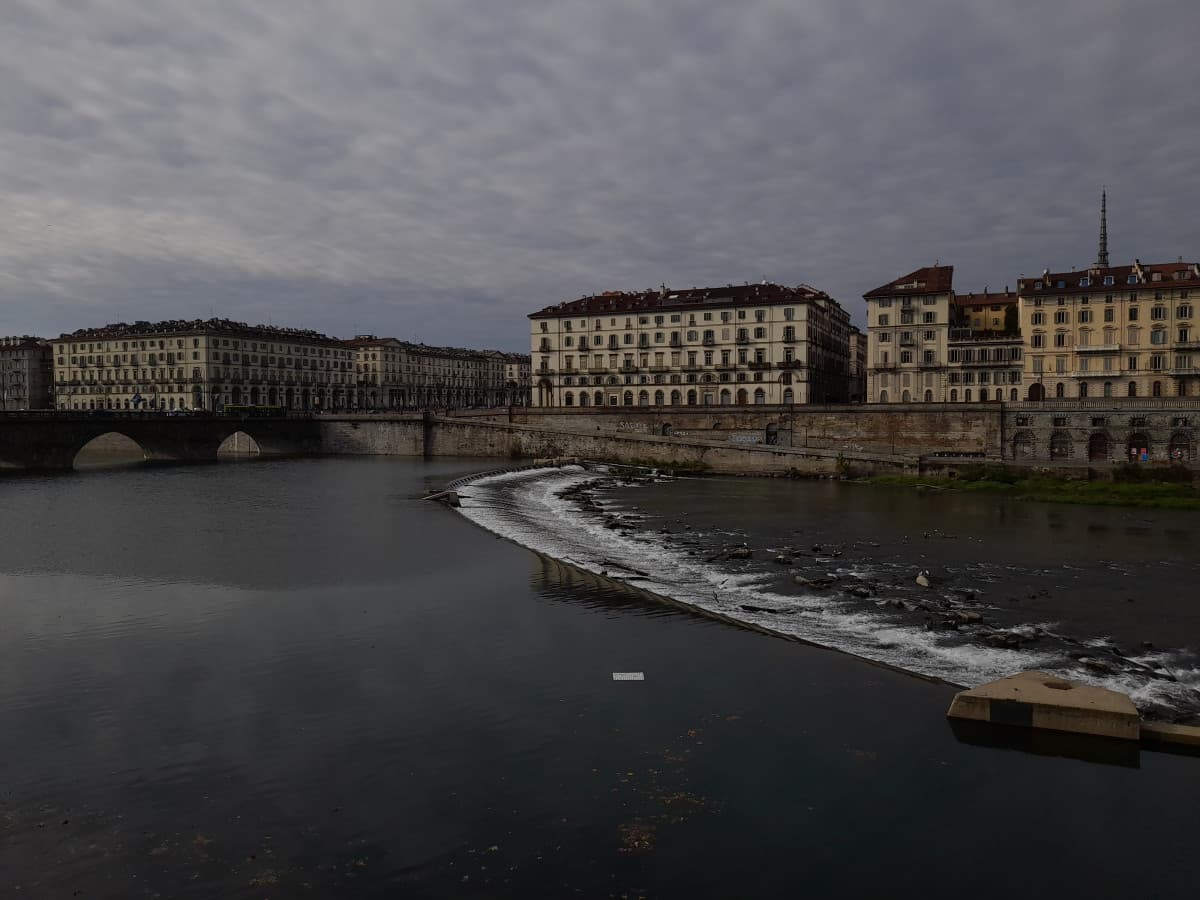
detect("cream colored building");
top-left (0, 336), bottom-right (52, 410)
top-left (1018, 260), bottom-right (1200, 401)
top-left (348, 336), bottom-right (531, 408)
top-left (865, 267), bottom-right (1023, 403)
top-left (528, 282), bottom-right (851, 408)
top-left (848, 326), bottom-right (866, 403)
top-left (53, 319), bottom-right (355, 411)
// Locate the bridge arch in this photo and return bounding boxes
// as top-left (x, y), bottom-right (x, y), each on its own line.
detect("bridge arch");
top-left (72, 432), bottom-right (148, 470)
top-left (217, 431), bottom-right (262, 457)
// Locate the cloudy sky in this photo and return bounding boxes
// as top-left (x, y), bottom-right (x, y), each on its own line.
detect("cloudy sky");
top-left (3, 0), bottom-right (1197, 350)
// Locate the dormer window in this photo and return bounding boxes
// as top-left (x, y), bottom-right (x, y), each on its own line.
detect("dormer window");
top-left (1103, 275), bottom-right (1114, 286)
top-left (1056, 280), bottom-right (1066, 289)
top-left (1127, 275), bottom-right (1138, 284)
top-left (1079, 277), bottom-right (1090, 287)
top-left (1034, 281), bottom-right (1043, 290)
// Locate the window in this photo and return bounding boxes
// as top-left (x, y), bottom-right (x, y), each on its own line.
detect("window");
top-left (1180, 328), bottom-right (1191, 343)
top-left (1031, 312), bottom-right (1045, 325)
top-left (1079, 277), bottom-right (1090, 287)
top-left (1078, 309), bottom-right (1092, 323)
top-left (878, 332), bottom-right (891, 343)
top-left (753, 327), bottom-right (766, 339)
top-left (1128, 275), bottom-right (1138, 284)
top-left (878, 314), bottom-right (890, 326)
top-left (1127, 355), bottom-right (1138, 371)
top-left (784, 308), bottom-right (795, 320)
top-left (1104, 307), bottom-right (1115, 323)
top-left (922, 350), bottom-right (935, 364)
top-left (1151, 329), bottom-right (1167, 345)
top-left (877, 298), bottom-right (892, 308)
top-left (1178, 305), bottom-right (1193, 319)
top-left (923, 312), bottom-right (936, 324)
top-left (923, 330), bottom-right (936, 342)
top-left (1054, 332), bottom-right (1068, 347)
top-left (1030, 334), bottom-right (1045, 348)
top-left (1151, 355), bottom-right (1166, 370)
top-left (1103, 275), bottom-right (1114, 286)
top-left (1054, 310), bottom-right (1068, 324)
top-left (900, 350), bottom-right (913, 364)
top-left (1152, 306), bottom-right (1168, 320)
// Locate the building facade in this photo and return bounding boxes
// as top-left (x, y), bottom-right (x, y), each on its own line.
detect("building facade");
top-left (348, 337), bottom-right (531, 409)
top-left (0, 337), bottom-right (52, 410)
top-left (53, 319), bottom-right (355, 412)
top-left (1018, 260), bottom-right (1200, 401)
top-left (865, 267), bottom-right (1023, 403)
top-left (528, 282), bottom-right (852, 408)
top-left (847, 326), bottom-right (867, 403)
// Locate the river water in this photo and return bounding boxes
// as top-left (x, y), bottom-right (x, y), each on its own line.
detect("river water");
top-left (1, 457), bottom-right (1197, 898)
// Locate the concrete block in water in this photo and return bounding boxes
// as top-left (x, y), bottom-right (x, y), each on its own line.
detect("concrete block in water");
top-left (947, 671), bottom-right (1140, 741)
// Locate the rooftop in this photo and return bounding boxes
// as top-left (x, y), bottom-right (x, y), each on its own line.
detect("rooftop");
top-left (529, 282), bottom-right (838, 319)
top-left (955, 290), bottom-right (1016, 309)
top-left (1018, 260), bottom-right (1200, 294)
top-left (864, 265), bottom-right (954, 299)
top-left (59, 318), bottom-right (342, 344)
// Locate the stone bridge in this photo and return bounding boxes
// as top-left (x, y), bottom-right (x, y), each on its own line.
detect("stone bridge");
top-left (0, 412), bottom-right (323, 472)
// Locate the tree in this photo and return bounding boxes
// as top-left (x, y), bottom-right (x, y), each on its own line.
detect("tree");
top-left (1004, 305), bottom-right (1019, 333)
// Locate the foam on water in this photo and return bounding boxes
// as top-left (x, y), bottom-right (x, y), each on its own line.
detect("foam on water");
top-left (456, 467), bottom-right (1200, 716)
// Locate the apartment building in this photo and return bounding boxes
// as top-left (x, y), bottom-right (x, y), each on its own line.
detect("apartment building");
top-left (528, 282), bottom-right (852, 408)
top-left (52, 319), bottom-right (355, 411)
top-left (1018, 260), bottom-right (1200, 400)
top-left (865, 267), bottom-right (1023, 403)
top-left (348, 336), bottom-right (532, 408)
top-left (0, 336), bottom-right (52, 410)
top-left (848, 326), bottom-right (867, 403)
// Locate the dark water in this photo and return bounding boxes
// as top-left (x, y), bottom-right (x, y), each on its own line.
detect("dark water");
top-left (1, 458), bottom-right (1197, 899)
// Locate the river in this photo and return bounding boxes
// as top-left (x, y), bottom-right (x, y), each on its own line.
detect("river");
top-left (0, 457), bottom-right (1196, 898)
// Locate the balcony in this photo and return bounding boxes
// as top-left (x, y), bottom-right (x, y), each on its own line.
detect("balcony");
top-left (559, 366), bottom-right (578, 375)
top-left (702, 338), bottom-right (715, 346)
top-left (619, 365), bottom-right (639, 373)
top-left (649, 365), bottom-right (669, 372)
top-left (1075, 344), bottom-right (1121, 353)
top-left (748, 361), bottom-right (772, 370)
top-left (587, 367), bottom-right (608, 374)
top-left (669, 339), bottom-right (683, 349)
top-left (781, 335), bottom-right (798, 343)
top-left (873, 361), bottom-right (897, 370)
top-left (735, 336), bottom-right (750, 345)
top-left (777, 360), bottom-right (803, 370)
top-left (536, 369), bottom-right (555, 377)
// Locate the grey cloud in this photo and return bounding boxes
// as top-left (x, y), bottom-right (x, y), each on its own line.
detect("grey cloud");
top-left (1, 0), bottom-right (1197, 349)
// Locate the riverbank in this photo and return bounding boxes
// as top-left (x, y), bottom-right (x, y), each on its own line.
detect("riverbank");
top-left (866, 467), bottom-right (1200, 510)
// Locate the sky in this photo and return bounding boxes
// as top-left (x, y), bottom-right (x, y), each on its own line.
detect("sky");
top-left (3, 0), bottom-right (1198, 352)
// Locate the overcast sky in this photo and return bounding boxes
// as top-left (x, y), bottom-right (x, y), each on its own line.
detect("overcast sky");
top-left (3, 0), bottom-right (1197, 351)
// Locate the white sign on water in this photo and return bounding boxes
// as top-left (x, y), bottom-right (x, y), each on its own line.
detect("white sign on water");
top-left (612, 672), bottom-right (645, 681)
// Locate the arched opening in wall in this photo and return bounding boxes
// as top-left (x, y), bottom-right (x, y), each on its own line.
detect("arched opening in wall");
top-left (1153, 380), bottom-right (1163, 398)
top-left (753, 388), bottom-right (766, 405)
top-left (736, 389), bottom-right (748, 405)
top-left (300, 388), bottom-right (311, 409)
top-left (314, 388), bottom-right (326, 410)
top-left (902, 389), bottom-right (912, 402)
top-left (1027, 383), bottom-right (1045, 401)
top-left (765, 423), bottom-right (779, 445)
top-left (879, 390), bottom-right (889, 403)
top-left (1168, 432), bottom-right (1191, 463)
top-left (1010, 388), bottom-right (1018, 401)
top-left (249, 386), bottom-right (260, 406)
top-left (720, 389), bottom-right (731, 405)
top-left (231, 386), bottom-right (243, 405)
top-left (978, 389), bottom-right (987, 402)
top-left (638, 391), bottom-right (649, 406)
top-left (623, 390), bottom-right (634, 406)
top-left (950, 389), bottom-right (958, 402)
top-left (217, 431), bottom-right (262, 458)
top-left (1011, 430), bottom-right (1036, 459)
top-left (1103, 382), bottom-right (1113, 398)
top-left (1088, 432), bottom-right (1109, 462)
top-left (1049, 430), bottom-right (1072, 460)
top-left (267, 387), bottom-right (278, 407)
top-left (564, 392), bottom-right (575, 407)
top-left (1127, 382), bottom-right (1138, 398)
top-left (686, 389), bottom-right (697, 406)
top-left (608, 394), bottom-right (619, 406)
top-left (193, 386), bottom-right (205, 410)
top-left (670, 389), bottom-right (681, 406)
top-left (284, 388), bottom-right (295, 409)
top-left (1079, 383), bottom-right (1089, 399)
top-left (594, 391), bottom-right (604, 407)
top-left (73, 432), bottom-right (147, 470)
top-left (661, 423), bottom-right (673, 436)
top-left (578, 392), bottom-right (589, 407)
top-left (963, 389), bottom-right (971, 402)
top-left (782, 388), bottom-right (794, 404)
top-left (702, 391), bottom-right (715, 405)
top-left (1055, 382), bottom-right (1065, 399)
top-left (1127, 432), bottom-right (1150, 462)
top-left (654, 390), bottom-right (664, 406)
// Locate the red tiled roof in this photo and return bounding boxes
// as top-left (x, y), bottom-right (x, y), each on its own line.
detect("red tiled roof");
top-left (528, 282), bottom-right (836, 319)
top-left (863, 266), bottom-right (954, 299)
top-left (1017, 261), bottom-right (1200, 294)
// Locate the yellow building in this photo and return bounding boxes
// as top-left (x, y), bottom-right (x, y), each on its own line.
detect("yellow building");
top-left (1018, 260), bottom-right (1200, 400)
top-left (528, 282), bottom-right (852, 408)
top-left (348, 336), bottom-right (531, 408)
top-left (53, 319), bottom-right (355, 411)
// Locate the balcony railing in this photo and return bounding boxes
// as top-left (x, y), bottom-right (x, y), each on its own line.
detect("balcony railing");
top-left (619, 365), bottom-right (639, 373)
top-left (649, 365), bottom-right (669, 372)
top-left (748, 361), bottom-right (772, 370)
top-left (777, 360), bottom-right (803, 370)
top-left (587, 367), bottom-right (608, 374)
top-left (1075, 344), bottom-right (1121, 353)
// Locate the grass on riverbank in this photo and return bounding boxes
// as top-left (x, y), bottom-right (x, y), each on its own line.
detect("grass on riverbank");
top-left (867, 466), bottom-right (1200, 510)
